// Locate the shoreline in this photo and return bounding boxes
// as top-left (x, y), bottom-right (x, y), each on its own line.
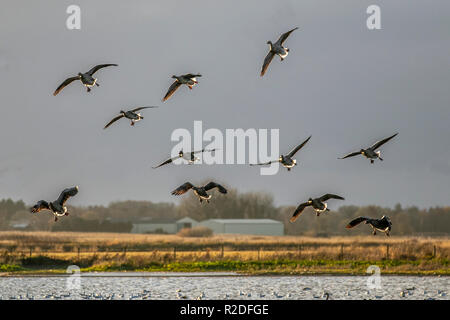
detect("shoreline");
top-left (2, 264), bottom-right (449, 277)
top-left (1, 272), bottom-right (449, 277)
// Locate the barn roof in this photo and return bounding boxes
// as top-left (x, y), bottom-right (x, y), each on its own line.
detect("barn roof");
top-left (203, 219), bottom-right (282, 224)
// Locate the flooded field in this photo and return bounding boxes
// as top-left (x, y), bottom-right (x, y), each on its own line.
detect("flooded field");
top-left (0, 273), bottom-right (448, 300)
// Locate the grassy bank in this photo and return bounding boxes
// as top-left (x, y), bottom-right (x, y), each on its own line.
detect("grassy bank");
top-left (0, 258), bottom-right (449, 276)
top-left (0, 232), bottom-right (448, 275)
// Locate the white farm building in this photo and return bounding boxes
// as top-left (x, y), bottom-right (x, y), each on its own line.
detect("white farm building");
top-left (126, 217), bottom-right (284, 235)
top-left (129, 217), bottom-right (199, 234)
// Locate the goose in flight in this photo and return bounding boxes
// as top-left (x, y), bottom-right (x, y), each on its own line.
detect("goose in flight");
top-left (261, 27), bottom-right (298, 77)
top-left (250, 135), bottom-right (311, 171)
top-left (346, 216), bottom-right (392, 236)
top-left (339, 133), bottom-right (398, 164)
top-left (162, 73), bottom-right (202, 101)
top-left (30, 186), bottom-right (79, 222)
top-left (53, 64), bottom-right (118, 95)
top-left (152, 149), bottom-right (218, 168)
top-left (290, 194), bottom-right (345, 222)
top-left (104, 106), bottom-right (158, 129)
top-left (171, 182), bottom-right (227, 203)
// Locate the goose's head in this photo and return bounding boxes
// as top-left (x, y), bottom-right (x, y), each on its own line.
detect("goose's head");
top-left (119, 110), bottom-right (125, 114)
top-left (178, 150), bottom-right (184, 157)
top-left (172, 75), bottom-right (178, 80)
top-left (78, 72), bottom-right (83, 76)
top-left (308, 198), bottom-right (313, 204)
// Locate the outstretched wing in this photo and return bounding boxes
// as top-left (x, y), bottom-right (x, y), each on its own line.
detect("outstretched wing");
top-left (56, 186), bottom-right (79, 206)
top-left (86, 64), bottom-right (118, 76)
top-left (381, 215), bottom-right (392, 226)
top-left (346, 217), bottom-right (369, 228)
top-left (30, 200), bottom-right (50, 213)
top-left (290, 202), bottom-right (310, 223)
top-left (249, 159), bottom-right (278, 166)
top-left (276, 27), bottom-right (299, 45)
top-left (191, 148), bottom-right (218, 155)
top-left (183, 73), bottom-right (202, 79)
top-left (162, 80), bottom-right (182, 101)
top-left (287, 135), bottom-right (312, 158)
top-left (338, 151), bottom-right (361, 159)
top-left (131, 106), bottom-right (158, 112)
top-left (370, 133), bottom-right (398, 150)
top-left (104, 114), bottom-right (124, 129)
top-left (152, 156), bottom-right (178, 169)
top-left (171, 182), bottom-right (194, 195)
top-left (203, 182), bottom-right (227, 194)
top-left (319, 194), bottom-right (345, 202)
top-left (260, 51), bottom-right (275, 77)
top-left (53, 76), bottom-right (80, 96)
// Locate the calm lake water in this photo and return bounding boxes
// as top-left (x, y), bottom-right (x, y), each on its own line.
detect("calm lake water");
top-left (0, 273), bottom-right (448, 300)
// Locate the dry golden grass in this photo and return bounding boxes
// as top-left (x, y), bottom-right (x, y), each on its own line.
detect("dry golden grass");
top-left (0, 231), bottom-right (448, 262)
top-left (1, 230), bottom-right (449, 244)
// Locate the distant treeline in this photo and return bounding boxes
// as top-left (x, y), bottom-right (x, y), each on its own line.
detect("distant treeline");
top-left (0, 190), bottom-right (449, 236)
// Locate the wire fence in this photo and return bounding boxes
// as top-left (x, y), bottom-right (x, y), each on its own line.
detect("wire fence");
top-left (0, 242), bottom-right (446, 263)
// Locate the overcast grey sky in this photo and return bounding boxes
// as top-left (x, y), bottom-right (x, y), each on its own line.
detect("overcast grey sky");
top-left (0, 0), bottom-right (449, 208)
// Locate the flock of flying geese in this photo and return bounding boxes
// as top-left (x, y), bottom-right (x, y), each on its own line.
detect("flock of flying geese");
top-left (30, 27), bottom-right (397, 236)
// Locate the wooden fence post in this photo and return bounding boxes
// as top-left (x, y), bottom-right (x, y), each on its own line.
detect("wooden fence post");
top-left (173, 247), bottom-right (177, 260)
top-left (258, 247), bottom-right (261, 260)
top-left (340, 244), bottom-right (344, 260)
top-left (221, 244), bottom-right (224, 258)
top-left (433, 245), bottom-right (437, 258)
top-left (386, 244), bottom-right (390, 260)
top-left (77, 247), bottom-right (80, 260)
top-left (29, 247), bottom-right (32, 258)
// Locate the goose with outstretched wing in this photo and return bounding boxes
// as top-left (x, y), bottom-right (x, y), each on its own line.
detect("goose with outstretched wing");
top-left (53, 64), bottom-right (118, 95)
top-left (171, 181), bottom-right (227, 203)
top-left (290, 193), bottom-right (345, 222)
top-left (104, 106), bottom-right (158, 129)
top-left (152, 149), bottom-right (218, 168)
top-left (346, 216), bottom-right (392, 236)
top-left (261, 27), bottom-right (298, 77)
top-left (250, 135), bottom-right (311, 171)
top-left (30, 186), bottom-right (79, 222)
top-left (339, 133), bottom-right (398, 164)
top-left (163, 73), bottom-right (202, 101)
